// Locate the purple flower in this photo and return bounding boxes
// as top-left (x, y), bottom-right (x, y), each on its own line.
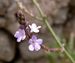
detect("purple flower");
top-left (14, 29), bottom-right (26, 42)
top-left (28, 35), bottom-right (43, 51)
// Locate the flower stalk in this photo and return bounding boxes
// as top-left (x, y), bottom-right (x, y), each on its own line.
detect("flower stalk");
top-left (32, 0), bottom-right (75, 63)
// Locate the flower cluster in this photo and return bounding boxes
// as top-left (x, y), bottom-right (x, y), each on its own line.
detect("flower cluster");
top-left (14, 12), bottom-right (43, 51)
top-left (14, 23), bottom-right (41, 41)
top-left (14, 11), bottom-right (63, 52)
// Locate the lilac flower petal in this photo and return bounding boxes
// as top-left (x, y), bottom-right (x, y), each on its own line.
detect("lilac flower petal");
top-left (14, 31), bottom-right (20, 38)
top-left (36, 39), bottom-right (43, 45)
top-left (29, 39), bottom-right (33, 44)
top-left (14, 28), bottom-right (26, 42)
top-left (14, 29), bottom-right (25, 38)
top-left (34, 43), bottom-right (41, 51)
top-left (31, 35), bottom-right (37, 40)
top-left (29, 44), bottom-right (34, 51)
top-left (22, 35), bottom-right (26, 40)
top-left (20, 29), bottom-right (25, 37)
top-left (28, 35), bottom-right (43, 51)
top-left (17, 37), bottom-right (22, 42)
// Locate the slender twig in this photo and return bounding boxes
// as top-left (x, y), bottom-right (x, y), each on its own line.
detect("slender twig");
top-left (32, 0), bottom-right (75, 63)
top-left (15, 0), bottom-right (42, 21)
top-left (41, 44), bottom-right (64, 52)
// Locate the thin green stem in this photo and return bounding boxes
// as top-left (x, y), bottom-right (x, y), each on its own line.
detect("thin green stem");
top-left (32, 0), bottom-right (75, 63)
top-left (68, 32), bottom-right (74, 50)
